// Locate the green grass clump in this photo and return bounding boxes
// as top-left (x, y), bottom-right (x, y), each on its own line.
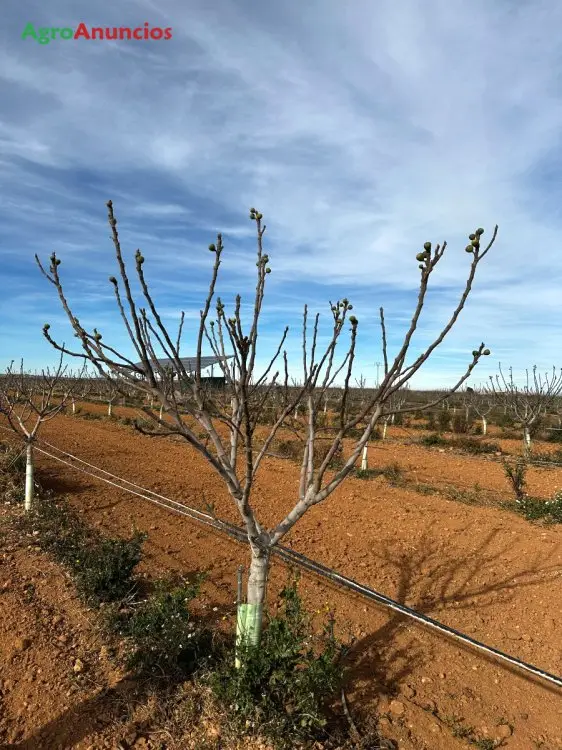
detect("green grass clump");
top-left (16, 500), bottom-right (145, 605)
top-left (513, 491), bottom-right (562, 523)
top-left (208, 574), bottom-right (345, 749)
top-left (106, 576), bottom-right (212, 677)
top-left (419, 433), bottom-right (448, 447)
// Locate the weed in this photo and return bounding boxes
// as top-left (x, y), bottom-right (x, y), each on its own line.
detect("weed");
top-left (0, 443), bottom-right (26, 503)
top-left (442, 714), bottom-right (500, 748)
top-left (16, 499), bottom-right (145, 604)
top-left (444, 484), bottom-right (485, 505)
top-left (499, 429), bottom-right (520, 440)
top-left (72, 532), bottom-right (146, 604)
top-left (208, 573), bottom-right (345, 749)
top-left (419, 433), bottom-right (448, 447)
top-left (451, 437), bottom-right (500, 454)
top-left (79, 411), bottom-right (104, 421)
top-left (530, 448), bottom-right (562, 467)
top-left (413, 482), bottom-right (436, 495)
top-left (355, 462), bottom-right (404, 484)
top-left (513, 491), bottom-right (562, 523)
top-left (473, 740), bottom-right (497, 750)
top-left (502, 459), bottom-right (527, 501)
top-left (107, 577), bottom-right (212, 677)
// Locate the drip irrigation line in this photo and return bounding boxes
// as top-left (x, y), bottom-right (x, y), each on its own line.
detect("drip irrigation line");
top-left (1, 427), bottom-right (559, 691)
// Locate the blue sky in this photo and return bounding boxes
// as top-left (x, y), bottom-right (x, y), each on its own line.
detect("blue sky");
top-left (1, 0), bottom-right (562, 388)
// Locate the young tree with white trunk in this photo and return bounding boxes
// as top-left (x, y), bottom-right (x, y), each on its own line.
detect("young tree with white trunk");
top-left (467, 385), bottom-right (495, 436)
top-left (0, 358), bottom-right (80, 510)
top-left (36, 202), bottom-right (497, 648)
top-left (488, 365), bottom-right (562, 454)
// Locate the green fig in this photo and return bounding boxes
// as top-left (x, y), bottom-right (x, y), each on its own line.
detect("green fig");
top-left (423, 241), bottom-right (432, 251)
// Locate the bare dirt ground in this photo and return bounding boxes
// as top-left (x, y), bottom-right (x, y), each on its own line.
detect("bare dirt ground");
top-left (2, 403), bottom-right (562, 749)
top-left (0, 510), bottom-right (130, 749)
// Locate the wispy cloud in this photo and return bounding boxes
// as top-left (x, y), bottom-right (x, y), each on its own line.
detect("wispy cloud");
top-left (1, 0), bottom-right (562, 386)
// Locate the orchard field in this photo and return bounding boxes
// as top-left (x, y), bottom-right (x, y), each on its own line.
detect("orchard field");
top-left (2, 395), bottom-right (561, 750)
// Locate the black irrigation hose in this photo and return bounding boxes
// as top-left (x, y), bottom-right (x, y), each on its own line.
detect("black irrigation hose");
top-left (2, 426), bottom-right (561, 690)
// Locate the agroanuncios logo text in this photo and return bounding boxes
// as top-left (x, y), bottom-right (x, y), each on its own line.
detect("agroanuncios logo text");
top-left (22, 22), bottom-right (173, 44)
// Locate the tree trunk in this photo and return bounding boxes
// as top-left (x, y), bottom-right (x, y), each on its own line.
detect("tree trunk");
top-left (24, 443), bottom-right (34, 512)
top-left (361, 445), bottom-right (368, 471)
top-left (159, 404), bottom-right (164, 420)
top-left (481, 416), bottom-right (487, 436)
top-left (382, 421), bottom-right (388, 440)
top-left (236, 549), bottom-right (269, 663)
top-left (72, 399), bottom-right (76, 415)
top-left (523, 426), bottom-right (531, 455)
top-left (108, 401), bottom-right (112, 417)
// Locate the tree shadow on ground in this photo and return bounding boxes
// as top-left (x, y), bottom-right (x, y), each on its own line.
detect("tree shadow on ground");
top-left (35, 467), bottom-right (89, 497)
top-left (328, 525), bottom-right (561, 707)
top-left (2, 673), bottom-right (171, 750)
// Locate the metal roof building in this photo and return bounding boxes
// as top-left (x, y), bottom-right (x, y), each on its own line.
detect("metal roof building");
top-left (134, 356), bottom-right (232, 375)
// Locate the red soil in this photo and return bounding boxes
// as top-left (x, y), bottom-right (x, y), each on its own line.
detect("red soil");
top-left (2, 404), bottom-right (562, 749)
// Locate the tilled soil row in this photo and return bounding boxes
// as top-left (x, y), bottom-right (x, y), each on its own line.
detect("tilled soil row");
top-left (4, 408), bottom-right (562, 749)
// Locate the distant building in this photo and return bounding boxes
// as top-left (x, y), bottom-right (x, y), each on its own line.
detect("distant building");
top-left (133, 356), bottom-right (233, 386)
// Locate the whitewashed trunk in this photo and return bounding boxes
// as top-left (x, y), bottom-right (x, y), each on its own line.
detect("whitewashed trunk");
top-left (523, 426), bottom-right (531, 453)
top-left (159, 404), bottom-right (164, 420)
top-left (361, 445), bottom-right (368, 471)
top-left (481, 416), bottom-right (487, 436)
top-left (237, 551), bottom-right (269, 654)
top-left (390, 414), bottom-right (395, 425)
top-left (108, 401), bottom-right (112, 417)
top-left (24, 443), bottom-right (34, 512)
top-left (72, 399), bottom-right (76, 415)
top-left (382, 421), bottom-right (388, 440)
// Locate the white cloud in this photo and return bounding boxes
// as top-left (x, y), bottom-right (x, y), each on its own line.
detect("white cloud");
top-left (1, 0), bottom-right (562, 387)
